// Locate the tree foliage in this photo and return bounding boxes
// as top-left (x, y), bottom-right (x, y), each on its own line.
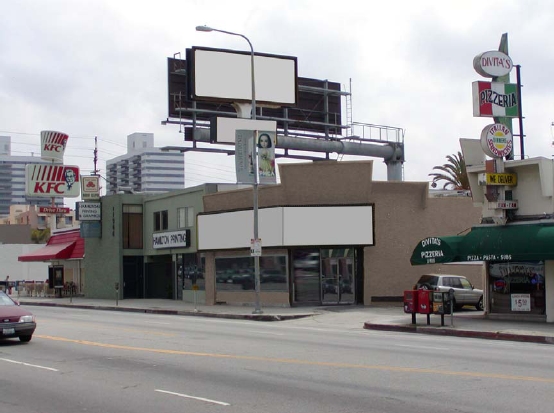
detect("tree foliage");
top-left (429, 151), bottom-right (470, 190)
top-left (31, 228), bottom-right (50, 244)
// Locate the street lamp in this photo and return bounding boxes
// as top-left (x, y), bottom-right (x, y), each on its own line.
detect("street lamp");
top-left (196, 25), bottom-right (263, 314)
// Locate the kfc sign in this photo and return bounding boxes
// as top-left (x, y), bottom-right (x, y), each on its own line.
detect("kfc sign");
top-left (41, 130), bottom-right (69, 161)
top-left (25, 164), bottom-right (81, 198)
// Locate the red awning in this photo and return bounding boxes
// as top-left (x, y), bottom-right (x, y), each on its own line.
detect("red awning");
top-left (18, 242), bottom-right (76, 262)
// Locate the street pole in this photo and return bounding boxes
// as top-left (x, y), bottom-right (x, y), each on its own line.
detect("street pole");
top-left (196, 25), bottom-right (263, 314)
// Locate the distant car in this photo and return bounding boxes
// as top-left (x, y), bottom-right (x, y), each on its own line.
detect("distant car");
top-left (0, 291), bottom-right (36, 342)
top-left (414, 274), bottom-right (484, 311)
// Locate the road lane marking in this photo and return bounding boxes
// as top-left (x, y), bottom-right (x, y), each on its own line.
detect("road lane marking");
top-left (244, 330), bottom-right (285, 336)
top-left (35, 335), bottom-right (554, 383)
top-left (0, 358), bottom-right (58, 372)
top-left (155, 389), bottom-right (230, 406)
top-left (394, 344), bottom-right (449, 350)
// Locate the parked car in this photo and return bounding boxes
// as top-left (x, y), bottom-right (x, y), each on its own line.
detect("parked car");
top-left (414, 274), bottom-right (484, 311)
top-left (0, 291), bottom-right (36, 342)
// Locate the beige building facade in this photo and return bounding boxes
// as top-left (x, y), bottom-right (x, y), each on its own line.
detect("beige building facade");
top-left (199, 160), bottom-right (482, 306)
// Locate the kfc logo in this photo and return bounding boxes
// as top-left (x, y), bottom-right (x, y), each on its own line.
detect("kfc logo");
top-left (41, 130), bottom-right (69, 161)
top-left (25, 164), bottom-right (81, 198)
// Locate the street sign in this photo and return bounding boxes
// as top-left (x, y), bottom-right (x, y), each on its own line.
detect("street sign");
top-left (250, 238), bottom-right (262, 256)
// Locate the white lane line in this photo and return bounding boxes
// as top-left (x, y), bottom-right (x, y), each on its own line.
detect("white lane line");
top-left (244, 330), bottom-right (285, 336)
top-left (143, 321), bottom-right (171, 325)
top-left (393, 344), bottom-right (449, 351)
top-left (0, 358), bottom-right (58, 372)
top-left (155, 389), bottom-right (230, 406)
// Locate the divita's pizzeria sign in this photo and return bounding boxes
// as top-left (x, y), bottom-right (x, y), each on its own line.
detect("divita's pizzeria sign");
top-left (473, 50), bottom-right (513, 78)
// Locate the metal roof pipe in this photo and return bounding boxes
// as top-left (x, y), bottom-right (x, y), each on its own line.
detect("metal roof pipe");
top-left (276, 135), bottom-right (397, 159)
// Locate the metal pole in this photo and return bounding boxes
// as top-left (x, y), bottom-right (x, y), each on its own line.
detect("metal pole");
top-left (516, 65), bottom-right (525, 160)
top-left (196, 25), bottom-right (262, 314)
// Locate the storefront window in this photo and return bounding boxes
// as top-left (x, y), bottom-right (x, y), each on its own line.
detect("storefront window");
top-left (215, 255), bottom-right (288, 292)
top-left (179, 253), bottom-right (205, 291)
top-left (489, 262), bottom-right (545, 315)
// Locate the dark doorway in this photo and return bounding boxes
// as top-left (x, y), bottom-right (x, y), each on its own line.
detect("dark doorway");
top-left (123, 256), bottom-right (144, 298)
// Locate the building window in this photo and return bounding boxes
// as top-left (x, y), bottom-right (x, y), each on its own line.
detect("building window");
top-left (64, 216), bottom-right (73, 226)
top-left (177, 207), bottom-right (194, 228)
top-left (123, 204), bottom-right (143, 249)
top-left (37, 216), bottom-right (47, 227)
top-left (154, 210), bottom-right (168, 231)
top-left (489, 262), bottom-right (545, 315)
top-left (215, 255), bottom-right (288, 292)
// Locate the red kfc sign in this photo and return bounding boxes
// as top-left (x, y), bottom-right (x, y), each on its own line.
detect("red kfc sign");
top-left (25, 164), bottom-right (81, 198)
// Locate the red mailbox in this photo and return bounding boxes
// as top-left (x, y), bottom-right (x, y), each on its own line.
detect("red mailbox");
top-left (417, 289), bottom-right (433, 314)
top-left (403, 290), bottom-right (418, 313)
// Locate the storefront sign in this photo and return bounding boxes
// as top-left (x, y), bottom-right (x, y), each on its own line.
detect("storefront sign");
top-left (472, 81), bottom-right (519, 118)
top-left (38, 206), bottom-right (70, 214)
top-left (411, 237), bottom-right (457, 265)
top-left (478, 173), bottom-right (517, 186)
top-left (25, 164), bottom-right (81, 198)
top-left (511, 294), bottom-right (531, 311)
top-left (466, 254), bottom-right (513, 262)
top-left (76, 202), bottom-right (101, 221)
top-left (488, 200), bottom-right (518, 210)
top-left (81, 176), bottom-right (100, 199)
top-left (480, 123), bottom-right (513, 158)
top-left (152, 229), bottom-right (191, 249)
top-left (473, 51), bottom-right (513, 78)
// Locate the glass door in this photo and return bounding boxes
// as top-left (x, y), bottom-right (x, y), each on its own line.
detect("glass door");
top-left (292, 250), bottom-right (321, 304)
top-left (321, 249), bottom-right (355, 304)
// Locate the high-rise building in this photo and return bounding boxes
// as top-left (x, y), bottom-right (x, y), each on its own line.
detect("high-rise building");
top-left (0, 136), bottom-right (63, 217)
top-left (106, 133), bottom-right (184, 194)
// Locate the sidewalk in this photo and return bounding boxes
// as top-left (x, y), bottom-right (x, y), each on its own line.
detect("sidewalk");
top-left (14, 295), bottom-right (554, 345)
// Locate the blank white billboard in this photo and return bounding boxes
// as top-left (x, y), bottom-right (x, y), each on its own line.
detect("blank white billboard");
top-left (197, 205), bottom-right (374, 250)
top-left (282, 206), bottom-right (374, 246)
top-left (191, 47), bottom-right (298, 105)
top-left (212, 118), bottom-right (276, 144)
top-left (198, 208), bottom-right (284, 250)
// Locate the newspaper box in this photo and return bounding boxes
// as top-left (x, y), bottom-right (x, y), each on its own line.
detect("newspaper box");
top-left (432, 291), bottom-right (451, 314)
top-left (417, 289), bottom-right (433, 314)
top-left (403, 290), bottom-right (418, 313)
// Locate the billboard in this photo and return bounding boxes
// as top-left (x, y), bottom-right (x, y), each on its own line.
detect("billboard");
top-left (25, 164), bottom-right (81, 198)
top-left (167, 57), bottom-right (342, 134)
top-left (188, 46), bottom-right (298, 105)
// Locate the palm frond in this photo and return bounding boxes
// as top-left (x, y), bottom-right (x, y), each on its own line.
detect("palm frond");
top-left (429, 151), bottom-right (470, 190)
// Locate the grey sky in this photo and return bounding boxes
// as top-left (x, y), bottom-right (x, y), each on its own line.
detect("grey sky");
top-left (1, 0), bottom-right (553, 196)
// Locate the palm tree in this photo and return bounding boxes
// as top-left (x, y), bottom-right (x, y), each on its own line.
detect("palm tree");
top-left (429, 151), bottom-right (470, 190)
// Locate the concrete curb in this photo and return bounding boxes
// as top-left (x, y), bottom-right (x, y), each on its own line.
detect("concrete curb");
top-left (19, 301), bottom-right (313, 322)
top-left (364, 322), bottom-right (554, 345)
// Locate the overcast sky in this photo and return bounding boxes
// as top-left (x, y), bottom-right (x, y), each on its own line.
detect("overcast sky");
top-left (1, 0), bottom-right (553, 204)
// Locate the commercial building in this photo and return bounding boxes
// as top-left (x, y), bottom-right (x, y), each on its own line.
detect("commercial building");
top-left (411, 146), bottom-right (554, 322)
top-left (82, 160), bottom-right (482, 307)
top-left (106, 133), bottom-right (185, 195)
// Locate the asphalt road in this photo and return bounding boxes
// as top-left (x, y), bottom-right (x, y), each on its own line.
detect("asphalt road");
top-left (1, 306), bottom-right (554, 413)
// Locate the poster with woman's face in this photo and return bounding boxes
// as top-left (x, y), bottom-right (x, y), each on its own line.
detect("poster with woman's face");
top-left (257, 132), bottom-right (276, 184)
top-left (234, 129), bottom-right (277, 184)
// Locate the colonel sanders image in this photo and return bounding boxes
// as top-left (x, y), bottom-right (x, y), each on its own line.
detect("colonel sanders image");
top-left (64, 168), bottom-right (76, 190)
